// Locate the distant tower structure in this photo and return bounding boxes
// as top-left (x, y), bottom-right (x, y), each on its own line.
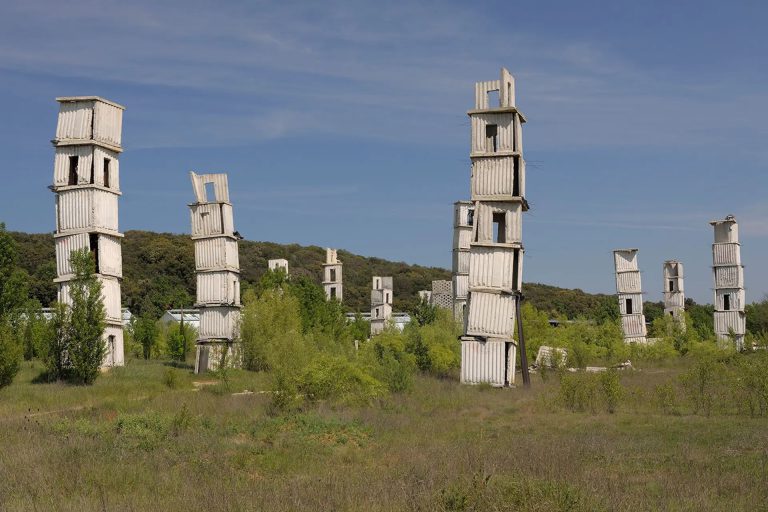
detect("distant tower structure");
top-left (663, 260), bottom-right (686, 329)
top-left (613, 249), bottom-right (647, 344)
top-left (268, 259), bottom-right (289, 275)
top-left (452, 200), bottom-right (473, 321)
top-left (189, 172), bottom-right (241, 373)
top-left (460, 68), bottom-right (527, 387)
top-left (710, 215), bottom-right (745, 349)
top-left (430, 280), bottom-right (452, 310)
top-left (322, 248), bottom-right (343, 301)
top-left (370, 276), bottom-right (393, 336)
top-left (52, 96), bottom-right (125, 367)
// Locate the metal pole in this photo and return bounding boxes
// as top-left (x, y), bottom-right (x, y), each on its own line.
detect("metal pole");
top-left (515, 292), bottom-right (531, 388)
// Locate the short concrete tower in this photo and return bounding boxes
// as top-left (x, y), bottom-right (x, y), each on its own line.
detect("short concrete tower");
top-left (322, 248), bottom-right (343, 301)
top-left (613, 249), bottom-right (647, 344)
top-left (663, 260), bottom-right (686, 329)
top-left (52, 96), bottom-right (125, 367)
top-left (710, 215), bottom-right (746, 349)
top-left (460, 68), bottom-right (527, 387)
top-left (452, 200), bottom-right (473, 321)
top-left (370, 276), bottom-right (393, 336)
top-left (268, 259), bottom-right (289, 275)
top-left (189, 172), bottom-right (241, 373)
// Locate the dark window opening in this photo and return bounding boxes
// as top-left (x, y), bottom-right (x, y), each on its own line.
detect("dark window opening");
top-left (513, 156), bottom-right (520, 196)
top-left (467, 208), bottom-right (474, 226)
top-left (504, 341), bottom-right (512, 386)
top-left (103, 159), bottom-right (110, 188)
top-left (385, 292), bottom-right (390, 303)
top-left (376, 307), bottom-right (380, 318)
top-left (492, 211), bottom-right (506, 243)
top-left (90, 158), bottom-right (95, 184)
top-left (205, 182), bottom-right (216, 202)
top-left (330, 287), bottom-right (337, 299)
top-left (669, 280), bottom-right (674, 292)
top-left (487, 89), bottom-right (499, 108)
top-left (375, 279), bottom-right (380, 289)
top-left (723, 294), bottom-right (731, 311)
top-left (512, 249), bottom-right (520, 290)
top-left (68, 156), bottom-right (79, 185)
top-left (486, 124), bottom-right (498, 152)
top-left (220, 205), bottom-right (226, 234)
top-left (89, 233), bottom-right (100, 274)
top-left (330, 269), bottom-right (337, 281)
top-left (669, 311), bottom-right (674, 316)
top-left (507, 83), bottom-right (512, 104)
top-left (108, 335), bottom-right (115, 365)
top-left (626, 298), bottom-right (633, 315)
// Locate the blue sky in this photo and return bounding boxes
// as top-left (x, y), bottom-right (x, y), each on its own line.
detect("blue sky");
top-left (1, 0), bottom-right (767, 304)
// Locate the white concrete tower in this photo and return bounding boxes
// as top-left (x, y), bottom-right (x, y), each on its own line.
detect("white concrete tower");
top-left (710, 215), bottom-right (746, 349)
top-left (52, 96), bottom-right (125, 367)
top-left (613, 249), bottom-right (647, 344)
top-left (189, 172), bottom-right (241, 373)
top-left (460, 68), bottom-right (527, 387)
top-left (663, 260), bottom-right (686, 329)
top-left (322, 248), bottom-right (343, 301)
top-left (370, 276), bottom-right (393, 336)
top-left (268, 259), bottom-right (289, 275)
top-left (452, 200), bottom-right (473, 321)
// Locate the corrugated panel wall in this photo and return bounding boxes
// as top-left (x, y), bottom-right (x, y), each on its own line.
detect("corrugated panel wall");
top-left (714, 311), bottom-right (746, 335)
top-left (713, 223), bottom-right (738, 244)
top-left (55, 233), bottom-right (89, 276)
top-left (93, 146), bottom-right (120, 190)
top-left (614, 251), bottom-right (638, 272)
top-left (663, 292), bottom-right (685, 308)
top-left (190, 203), bottom-right (223, 236)
top-left (471, 157), bottom-right (518, 197)
top-left (468, 246), bottom-right (516, 291)
top-left (618, 293), bottom-right (643, 315)
top-left (57, 188), bottom-right (119, 232)
top-left (58, 277), bottom-right (122, 322)
top-left (194, 237), bottom-right (240, 270)
top-left (199, 307), bottom-right (240, 339)
top-left (452, 250), bottom-right (470, 274)
top-left (714, 265), bottom-right (743, 288)
top-left (454, 202), bottom-right (473, 228)
top-left (93, 101), bottom-right (123, 147)
top-left (453, 226), bottom-right (472, 251)
top-left (713, 243), bottom-right (740, 265)
top-left (453, 275), bottom-right (469, 299)
top-left (474, 202), bottom-right (522, 244)
top-left (103, 325), bottom-right (124, 367)
top-left (474, 80), bottom-right (501, 109)
top-left (471, 113), bottom-right (515, 154)
top-left (715, 289), bottom-right (745, 311)
top-left (621, 314), bottom-right (647, 337)
top-left (196, 271), bottom-right (240, 305)
top-left (514, 114), bottom-right (523, 152)
top-left (460, 339), bottom-right (512, 386)
top-left (191, 173), bottom-right (230, 203)
top-left (98, 234), bottom-right (122, 277)
top-left (221, 204), bottom-right (234, 234)
top-left (53, 146), bottom-right (93, 186)
top-left (56, 102), bottom-right (93, 140)
top-left (466, 291), bottom-right (515, 338)
top-left (616, 271), bottom-right (642, 293)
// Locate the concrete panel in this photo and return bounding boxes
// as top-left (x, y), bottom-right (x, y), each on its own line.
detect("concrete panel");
top-left (460, 339), bottom-right (515, 386)
top-left (466, 291), bottom-right (515, 338)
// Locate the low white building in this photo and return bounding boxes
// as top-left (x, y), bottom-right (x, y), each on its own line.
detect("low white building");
top-left (159, 309), bottom-right (201, 331)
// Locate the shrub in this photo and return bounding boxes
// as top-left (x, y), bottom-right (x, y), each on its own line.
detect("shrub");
top-left (298, 355), bottom-right (386, 404)
top-left (558, 370), bottom-right (625, 413)
top-left (0, 322), bottom-right (21, 388)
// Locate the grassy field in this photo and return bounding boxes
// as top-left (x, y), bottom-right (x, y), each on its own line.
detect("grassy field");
top-left (1, 359), bottom-right (767, 511)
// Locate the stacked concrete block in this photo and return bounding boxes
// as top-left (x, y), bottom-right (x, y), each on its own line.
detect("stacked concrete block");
top-left (663, 260), bottom-right (686, 329)
top-left (461, 68), bottom-right (527, 387)
top-left (613, 249), bottom-right (647, 344)
top-left (268, 259), bottom-right (289, 274)
top-left (370, 276), bottom-right (393, 336)
top-left (452, 200), bottom-right (473, 321)
top-left (52, 96), bottom-right (125, 367)
top-left (189, 172), bottom-right (241, 373)
top-left (710, 216), bottom-right (746, 349)
top-left (322, 248), bottom-right (343, 301)
top-left (430, 280), bottom-right (452, 310)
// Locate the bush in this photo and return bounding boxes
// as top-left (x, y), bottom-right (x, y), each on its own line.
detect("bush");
top-left (298, 355), bottom-right (386, 404)
top-left (558, 370), bottom-right (625, 413)
top-left (0, 322), bottom-right (21, 388)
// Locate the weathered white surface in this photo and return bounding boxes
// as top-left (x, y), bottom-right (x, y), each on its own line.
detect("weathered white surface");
top-left (268, 259), bottom-right (289, 273)
top-left (322, 248), bottom-right (343, 302)
top-left (471, 156), bottom-right (525, 200)
top-left (370, 276), bottom-right (393, 336)
top-left (194, 238), bottom-right (240, 271)
top-left (466, 291), bottom-right (515, 338)
top-left (472, 202), bottom-right (522, 245)
top-left (196, 271), bottom-right (240, 305)
top-left (461, 339), bottom-right (515, 386)
top-left (56, 188), bottom-right (120, 233)
top-left (468, 246), bottom-right (522, 292)
top-left (613, 249), bottom-right (646, 343)
top-left (710, 216), bottom-right (745, 348)
top-left (535, 346), bottom-right (567, 368)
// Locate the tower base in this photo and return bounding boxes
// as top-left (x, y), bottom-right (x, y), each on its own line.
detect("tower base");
top-left (460, 337), bottom-right (516, 387)
top-left (195, 341), bottom-right (241, 374)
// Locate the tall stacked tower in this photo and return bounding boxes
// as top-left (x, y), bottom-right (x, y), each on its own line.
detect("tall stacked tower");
top-left (663, 260), bottom-right (686, 329)
top-left (460, 68), bottom-right (526, 387)
top-left (370, 276), bottom-right (393, 336)
top-left (322, 248), bottom-right (343, 301)
top-left (613, 249), bottom-right (647, 344)
top-left (452, 201), bottom-right (473, 321)
top-left (52, 96), bottom-right (125, 367)
top-left (189, 172), bottom-right (241, 373)
top-left (710, 216), bottom-right (745, 349)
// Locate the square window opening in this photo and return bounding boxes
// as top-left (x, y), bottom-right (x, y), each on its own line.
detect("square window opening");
top-left (492, 212), bottom-right (507, 243)
top-left (204, 182), bottom-right (216, 202)
top-left (330, 269), bottom-right (337, 282)
top-left (487, 89), bottom-right (499, 108)
top-left (330, 287), bottom-right (337, 299)
top-left (485, 124), bottom-right (498, 153)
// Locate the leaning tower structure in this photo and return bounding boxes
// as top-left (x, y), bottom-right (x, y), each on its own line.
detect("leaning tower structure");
top-left (189, 172), bottom-right (241, 372)
top-left (663, 260), bottom-right (685, 329)
top-left (613, 249), bottom-right (647, 344)
top-left (322, 248), bottom-right (343, 301)
top-left (452, 200), bottom-right (473, 321)
top-left (460, 68), bottom-right (526, 387)
top-left (710, 215), bottom-right (745, 349)
top-left (52, 96), bottom-right (125, 367)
